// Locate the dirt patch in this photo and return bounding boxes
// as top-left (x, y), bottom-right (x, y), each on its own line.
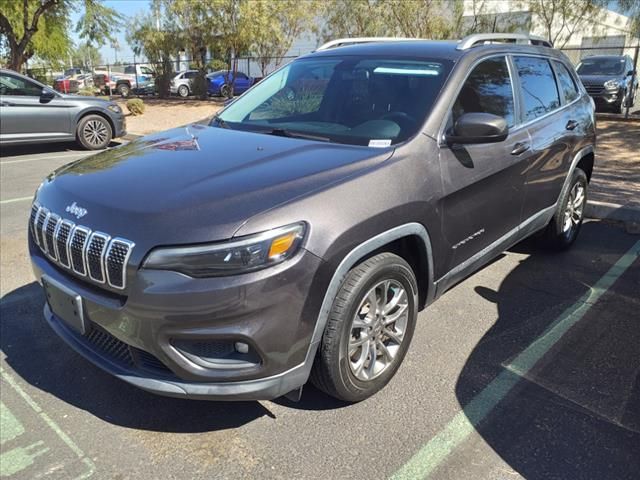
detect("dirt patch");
top-left (592, 119), bottom-right (640, 209)
top-left (116, 98), bottom-right (224, 136)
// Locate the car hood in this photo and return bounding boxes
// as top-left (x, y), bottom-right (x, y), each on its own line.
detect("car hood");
top-left (578, 74), bottom-right (622, 85)
top-left (36, 125), bottom-right (393, 252)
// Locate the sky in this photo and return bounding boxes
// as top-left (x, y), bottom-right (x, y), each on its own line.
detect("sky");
top-left (70, 0), bottom-right (151, 64)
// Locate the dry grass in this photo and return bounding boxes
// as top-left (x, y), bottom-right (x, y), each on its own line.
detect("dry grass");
top-left (115, 98), bottom-right (224, 135)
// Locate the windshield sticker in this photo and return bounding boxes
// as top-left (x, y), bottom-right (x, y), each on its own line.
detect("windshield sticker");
top-left (369, 139), bottom-right (392, 148)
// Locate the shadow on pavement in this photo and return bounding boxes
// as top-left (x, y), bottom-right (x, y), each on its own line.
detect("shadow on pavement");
top-left (452, 221), bottom-right (640, 479)
top-left (0, 283), bottom-right (274, 433)
top-left (1, 141), bottom-right (123, 158)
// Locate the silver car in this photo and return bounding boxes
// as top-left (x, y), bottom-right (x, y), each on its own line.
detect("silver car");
top-left (170, 70), bottom-right (198, 97)
top-left (0, 69), bottom-right (126, 150)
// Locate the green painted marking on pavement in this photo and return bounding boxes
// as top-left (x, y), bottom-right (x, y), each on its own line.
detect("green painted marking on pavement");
top-left (0, 441), bottom-right (49, 477)
top-left (0, 196), bottom-right (33, 206)
top-left (390, 240), bottom-right (640, 480)
top-left (0, 403), bottom-right (25, 445)
top-left (0, 367), bottom-right (96, 479)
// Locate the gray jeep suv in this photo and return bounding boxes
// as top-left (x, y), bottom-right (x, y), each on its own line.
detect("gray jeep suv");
top-left (29, 34), bottom-right (596, 402)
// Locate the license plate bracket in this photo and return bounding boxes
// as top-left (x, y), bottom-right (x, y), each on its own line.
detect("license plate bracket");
top-left (42, 276), bottom-right (87, 335)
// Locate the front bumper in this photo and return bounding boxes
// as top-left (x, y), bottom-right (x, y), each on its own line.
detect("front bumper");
top-left (30, 238), bottom-right (326, 400)
top-left (111, 113), bottom-right (127, 138)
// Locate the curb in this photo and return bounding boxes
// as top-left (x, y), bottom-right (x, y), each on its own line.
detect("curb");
top-left (586, 200), bottom-right (640, 232)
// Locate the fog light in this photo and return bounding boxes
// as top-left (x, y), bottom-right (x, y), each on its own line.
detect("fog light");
top-left (234, 342), bottom-right (249, 354)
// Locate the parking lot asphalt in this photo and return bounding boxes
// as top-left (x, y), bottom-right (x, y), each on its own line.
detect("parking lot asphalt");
top-left (1, 143), bottom-right (639, 480)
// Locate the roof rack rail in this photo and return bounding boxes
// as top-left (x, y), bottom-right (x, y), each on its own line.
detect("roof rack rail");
top-left (316, 37), bottom-right (425, 51)
top-left (457, 33), bottom-right (553, 50)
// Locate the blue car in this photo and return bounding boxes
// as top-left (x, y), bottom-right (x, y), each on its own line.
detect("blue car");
top-left (207, 70), bottom-right (254, 97)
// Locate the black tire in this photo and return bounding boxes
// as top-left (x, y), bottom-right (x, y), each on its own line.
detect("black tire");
top-left (76, 114), bottom-right (112, 150)
top-left (542, 167), bottom-right (588, 250)
top-left (311, 253), bottom-right (418, 402)
top-left (178, 85), bottom-right (189, 98)
top-left (117, 83), bottom-right (130, 97)
top-left (220, 84), bottom-right (232, 98)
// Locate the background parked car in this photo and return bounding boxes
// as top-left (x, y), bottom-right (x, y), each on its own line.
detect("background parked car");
top-left (207, 70), bottom-right (254, 97)
top-left (170, 70), bottom-right (198, 97)
top-left (577, 55), bottom-right (638, 113)
top-left (94, 64), bottom-right (155, 96)
top-left (1, 68), bottom-right (126, 150)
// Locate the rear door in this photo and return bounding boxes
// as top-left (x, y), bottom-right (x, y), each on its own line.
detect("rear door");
top-left (438, 55), bottom-right (533, 272)
top-left (515, 56), bottom-right (580, 221)
top-left (0, 72), bottom-right (71, 143)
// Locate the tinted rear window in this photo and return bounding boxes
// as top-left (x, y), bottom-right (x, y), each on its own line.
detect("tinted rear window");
top-left (514, 56), bottom-right (560, 122)
top-left (552, 60), bottom-right (579, 104)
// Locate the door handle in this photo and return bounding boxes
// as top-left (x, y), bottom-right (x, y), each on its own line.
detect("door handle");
top-left (511, 142), bottom-right (530, 155)
top-left (566, 120), bottom-right (579, 130)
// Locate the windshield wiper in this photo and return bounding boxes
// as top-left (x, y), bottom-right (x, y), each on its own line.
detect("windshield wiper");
top-left (212, 115), bottom-right (231, 129)
top-left (267, 128), bottom-right (330, 142)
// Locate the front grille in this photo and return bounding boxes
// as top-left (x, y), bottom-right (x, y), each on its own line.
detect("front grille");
top-left (31, 203), bottom-right (134, 290)
top-left (585, 85), bottom-right (605, 95)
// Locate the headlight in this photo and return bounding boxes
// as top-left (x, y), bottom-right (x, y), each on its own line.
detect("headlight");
top-left (143, 223), bottom-right (306, 277)
top-left (604, 79), bottom-right (620, 90)
top-left (107, 103), bottom-right (122, 114)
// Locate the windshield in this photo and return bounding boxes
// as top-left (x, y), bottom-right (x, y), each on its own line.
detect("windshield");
top-left (215, 56), bottom-right (452, 146)
top-left (577, 57), bottom-right (626, 76)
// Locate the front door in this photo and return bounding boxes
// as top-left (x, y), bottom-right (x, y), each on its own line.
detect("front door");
top-left (0, 72), bottom-right (71, 143)
top-left (438, 55), bottom-right (533, 275)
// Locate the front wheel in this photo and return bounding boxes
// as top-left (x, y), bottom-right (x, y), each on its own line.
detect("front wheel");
top-left (220, 84), bottom-right (232, 98)
top-left (76, 114), bottom-right (112, 150)
top-left (542, 167), bottom-right (588, 250)
top-left (117, 83), bottom-right (130, 97)
top-left (311, 253), bottom-right (418, 402)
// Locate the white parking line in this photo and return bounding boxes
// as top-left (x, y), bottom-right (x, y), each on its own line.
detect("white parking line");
top-left (0, 153), bottom-right (93, 165)
top-left (0, 196), bottom-right (33, 205)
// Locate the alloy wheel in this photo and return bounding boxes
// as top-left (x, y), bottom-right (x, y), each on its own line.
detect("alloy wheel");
top-left (563, 182), bottom-right (585, 235)
top-left (83, 119), bottom-right (108, 148)
top-left (348, 279), bottom-right (409, 381)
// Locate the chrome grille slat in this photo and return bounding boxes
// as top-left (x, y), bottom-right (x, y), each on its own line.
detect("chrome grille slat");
top-left (69, 226), bottom-right (90, 276)
top-left (30, 206), bottom-right (134, 290)
top-left (105, 238), bottom-right (134, 289)
top-left (56, 220), bottom-right (74, 268)
top-left (44, 214), bottom-right (61, 260)
top-left (85, 232), bottom-right (110, 283)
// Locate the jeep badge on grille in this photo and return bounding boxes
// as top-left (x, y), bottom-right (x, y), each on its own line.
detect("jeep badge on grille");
top-left (65, 202), bottom-right (88, 219)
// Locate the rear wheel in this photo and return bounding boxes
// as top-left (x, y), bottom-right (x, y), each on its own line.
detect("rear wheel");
top-left (76, 114), bottom-right (112, 150)
top-left (311, 253), bottom-right (418, 402)
top-left (542, 167), bottom-right (588, 250)
top-left (117, 83), bottom-right (130, 97)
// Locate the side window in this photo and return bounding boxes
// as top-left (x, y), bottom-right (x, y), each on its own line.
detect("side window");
top-left (185, 72), bottom-right (197, 79)
top-left (124, 66), bottom-right (135, 75)
top-left (552, 60), bottom-right (579, 104)
top-left (514, 56), bottom-right (561, 121)
top-left (452, 56), bottom-right (515, 128)
top-left (236, 72), bottom-right (247, 79)
top-left (0, 74), bottom-right (42, 96)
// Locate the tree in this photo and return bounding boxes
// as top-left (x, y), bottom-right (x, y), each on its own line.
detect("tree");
top-left (387, 0), bottom-right (465, 39)
top-left (251, 0), bottom-right (319, 76)
top-left (617, 0), bottom-right (640, 37)
top-left (72, 41), bottom-right (103, 69)
top-left (319, 0), bottom-right (389, 40)
top-left (524, 0), bottom-right (608, 48)
top-left (0, 0), bottom-right (122, 71)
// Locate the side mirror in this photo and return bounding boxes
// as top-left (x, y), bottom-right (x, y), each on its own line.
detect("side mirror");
top-left (40, 88), bottom-right (56, 102)
top-left (446, 112), bottom-right (508, 144)
top-left (628, 69), bottom-right (637, 76)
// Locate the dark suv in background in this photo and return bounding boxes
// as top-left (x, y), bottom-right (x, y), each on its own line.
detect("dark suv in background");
top-left (577, 54), bottom-right (638, 113)
top-left (29, 34), bottom-right (596, 402)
